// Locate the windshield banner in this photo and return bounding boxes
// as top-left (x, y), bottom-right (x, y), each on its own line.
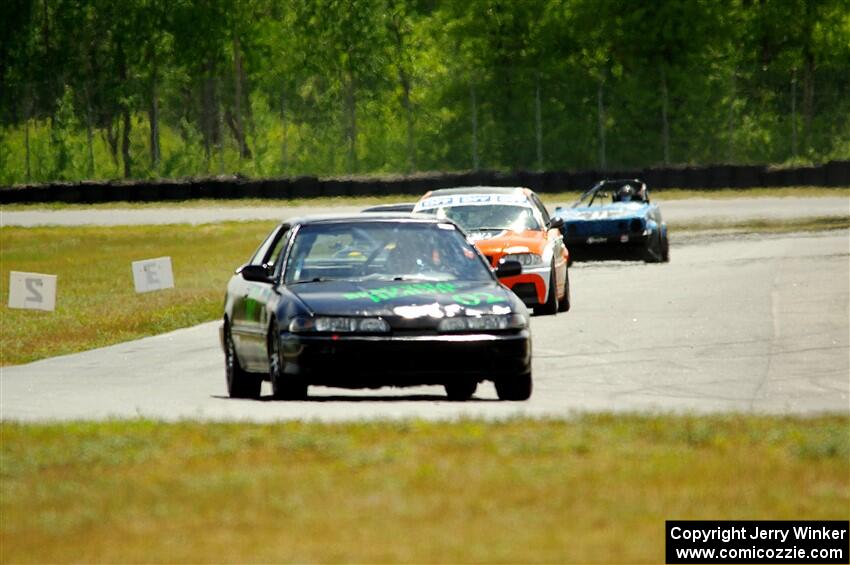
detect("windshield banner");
top-left (415, 193), bottom-right (529, 211)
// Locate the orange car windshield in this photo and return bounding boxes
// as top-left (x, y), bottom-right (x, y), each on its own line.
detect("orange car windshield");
top-left (426, 205), bottom-right (541, 232)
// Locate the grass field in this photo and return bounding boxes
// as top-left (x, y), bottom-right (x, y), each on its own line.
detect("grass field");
top-left (669, 215), bottom-right (850, 233)
top-left (1, 415), bottom-right (847, 563)
top-left (0, 222), bottom-right (275, 365)
top-left (2, 218), bottom-right (848, 366)
top-left (0, 186), bottom-right (846, 211)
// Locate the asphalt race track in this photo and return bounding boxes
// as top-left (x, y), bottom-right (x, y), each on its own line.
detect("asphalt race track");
top-left (2, 230), bottom-right (847, 422)
top-left (2, 196), bottom-right (849, 227)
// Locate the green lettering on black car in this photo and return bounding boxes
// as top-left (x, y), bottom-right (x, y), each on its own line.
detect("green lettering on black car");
top-left (343, 281), bottom-right (489, 305)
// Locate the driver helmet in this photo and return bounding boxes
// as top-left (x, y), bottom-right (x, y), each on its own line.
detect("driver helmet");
top-left (617, 184), bottom-right (635, 202)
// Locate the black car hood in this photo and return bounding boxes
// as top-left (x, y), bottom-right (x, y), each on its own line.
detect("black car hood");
top-left (289, 279), bottom-right (518, 319)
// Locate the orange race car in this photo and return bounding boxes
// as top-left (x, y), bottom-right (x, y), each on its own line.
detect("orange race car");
top-left (413, 186), bottom-right (570, 314)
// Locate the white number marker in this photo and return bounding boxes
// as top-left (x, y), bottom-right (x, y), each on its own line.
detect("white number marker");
top-left (8, 271), bottom-right (57, 311)
top-left (132, 257), bottom-right (174, 293)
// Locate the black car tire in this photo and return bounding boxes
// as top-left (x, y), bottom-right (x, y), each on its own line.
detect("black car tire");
top-left (495, 371), bottom-right (533, 401)
top-left (445, 379), bottom-right (478, 401)
top-left (533, 262), bottom-right (559, 315)
top-left (225, 322), bottom-right (262, 399)
top-left (557, 267), bottom-right (571, 312)
top-left (268, 320), bottom-right (308, 400)
top-left (660, 231), bottom-right (670, 262)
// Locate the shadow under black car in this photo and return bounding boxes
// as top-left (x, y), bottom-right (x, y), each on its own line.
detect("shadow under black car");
top-left (212, 393), bottom-right (500, 403)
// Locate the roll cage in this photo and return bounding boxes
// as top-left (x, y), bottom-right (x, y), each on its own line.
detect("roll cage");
top-left (573, 179), bottom-right (650, 207)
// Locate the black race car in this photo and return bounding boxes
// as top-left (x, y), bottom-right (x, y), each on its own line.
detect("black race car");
top-left (221, 214), bottom-right (532, 401)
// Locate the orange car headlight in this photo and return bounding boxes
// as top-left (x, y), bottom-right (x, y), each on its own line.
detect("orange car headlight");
top-left (501, 253), bottom-right (544, 267)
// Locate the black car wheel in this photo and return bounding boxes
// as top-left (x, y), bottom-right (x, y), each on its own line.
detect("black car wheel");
top-left (269, 320), bottom-right (308, 400)
top-left (660, 231), bottom-right (670, 262)
top-left (495, 371), bottom-right (533, 401)
top-left (643, 232), bottom-right (664, 263)
top-left (557, 267), bottom-right (571, 312)
top-left (533, 262), bottom-right (559, 315)
top-left (445, 379), bottom-right (477, 401)
top-left (225, 322), bottom-right (262, 399)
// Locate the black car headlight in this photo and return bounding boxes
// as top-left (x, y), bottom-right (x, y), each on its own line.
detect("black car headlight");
top-left (437, 314), bottom-right (526, 333)
top-left (289, 316), bottom-right (390, 334)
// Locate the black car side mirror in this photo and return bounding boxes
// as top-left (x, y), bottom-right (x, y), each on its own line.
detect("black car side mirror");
top-left (239, 264), bottom-right (273, 283)
top-left (495, 260), bottom-right (522, 279)
top-left (546, 217), bottom-right (564, 230)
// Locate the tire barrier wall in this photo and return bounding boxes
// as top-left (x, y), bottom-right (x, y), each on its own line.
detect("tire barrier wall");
top-left (2, 160), bottom-right (847, 204)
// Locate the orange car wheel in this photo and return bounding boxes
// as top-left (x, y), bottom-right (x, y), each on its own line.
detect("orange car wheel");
top-left (533, 261), bottom-right (559, 316)
top-left (558, 267), bottom-right (571, 312)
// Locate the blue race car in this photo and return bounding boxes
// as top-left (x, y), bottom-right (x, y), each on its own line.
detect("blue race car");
top-left (553, 179), bottom-right (669, 263)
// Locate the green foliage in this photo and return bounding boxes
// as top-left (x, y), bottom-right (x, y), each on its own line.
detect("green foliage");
top-left (1, 0), bottom-right (848, 185)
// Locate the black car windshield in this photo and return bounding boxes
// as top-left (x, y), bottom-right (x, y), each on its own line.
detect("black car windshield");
top-left (284, 222), bottom-right (494, 284)
top-left (418, 204), bottom-right (541, 232)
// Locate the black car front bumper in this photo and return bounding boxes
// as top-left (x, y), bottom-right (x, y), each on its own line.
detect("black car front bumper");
top-left (278, 330), bottom-right (531, 388)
